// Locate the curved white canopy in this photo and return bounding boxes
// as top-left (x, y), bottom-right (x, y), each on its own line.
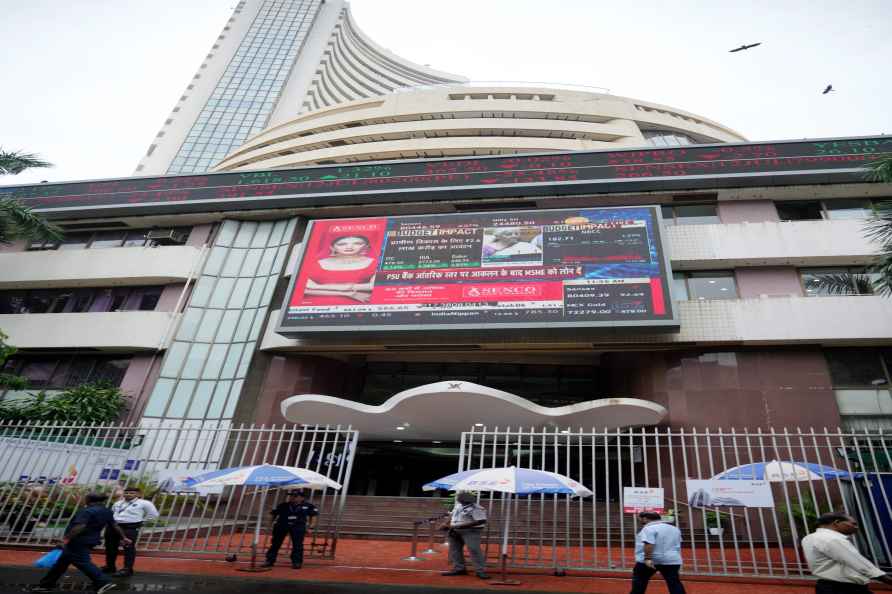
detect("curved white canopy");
top-left (280, 381), bottom-right (666, 441)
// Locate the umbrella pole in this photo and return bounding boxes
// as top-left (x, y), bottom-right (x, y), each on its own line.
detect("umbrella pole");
top-left (238, 486), bottom-right (272, 572)
top-left (493, 493), bottom-right (520, 586)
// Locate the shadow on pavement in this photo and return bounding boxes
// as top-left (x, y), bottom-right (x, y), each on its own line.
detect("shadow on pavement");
top-left (0, 566), bottom-right (568, 593)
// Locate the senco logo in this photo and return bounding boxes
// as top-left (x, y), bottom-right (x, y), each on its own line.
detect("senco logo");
top-left (462, 285), bottom-right (540, 298)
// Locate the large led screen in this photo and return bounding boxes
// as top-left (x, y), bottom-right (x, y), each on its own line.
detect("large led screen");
top-left (278, 206), bottom-right (677, 335)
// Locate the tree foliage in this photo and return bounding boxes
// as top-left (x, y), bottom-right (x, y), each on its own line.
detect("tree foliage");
top-left (0, 149), bottom-right (52, 176)
top-left (0, 382), bottom-right (127, 424)
top-left (0, 330), bottom-right (27, 391)
top-left (0, 149), bottom-right (62, 245)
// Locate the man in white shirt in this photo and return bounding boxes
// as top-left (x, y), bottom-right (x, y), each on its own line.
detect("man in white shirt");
top-left (440, 491), bottom-right (490, 580)
top-left (102, 487), bottom-right (159, 577)
top-left (802, 512), bottom-right (892, 593)
top-left (630, 511), bottom-right (686, 594)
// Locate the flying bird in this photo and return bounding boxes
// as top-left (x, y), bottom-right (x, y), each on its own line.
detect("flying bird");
top-left (822, 84), bottom-right (834, 95)
top-left (729, 42), bottom-right (761, 53)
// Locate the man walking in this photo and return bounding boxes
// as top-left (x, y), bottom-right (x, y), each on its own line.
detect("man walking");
top-left (103, 486), bottom-right (159, 577)
top-left (441, 491), bottom-right (490, 580)
top-left (262, 490), bottom-right (318, 568)
top-left (30, 492), bottom-right (130, 593)
top-left (630, 511), bottom-right (686, 594)
top-left (802, 511), bottom-right (892, 593)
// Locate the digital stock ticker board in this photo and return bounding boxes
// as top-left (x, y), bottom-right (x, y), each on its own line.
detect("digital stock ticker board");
top-left (0, 136), bottom-right (888, 219)
top-left (277, 206), bottom-right (676, 336)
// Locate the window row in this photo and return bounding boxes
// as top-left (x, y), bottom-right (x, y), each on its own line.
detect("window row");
top-left (672, 268), bottom-right (882, 301)
top-left (1, 355), bottom-right (132, 390)
top-left (0, 286), bottom-right (164, 315)
top-left (776, 199), bottom-right (885, 221)
top-left (28, 227), bottom-right (191, 251)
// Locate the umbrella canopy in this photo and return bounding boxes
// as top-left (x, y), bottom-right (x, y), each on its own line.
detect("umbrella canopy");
top-left (184, 464), bottom-right (342, 490)
top-left (712, 460), bottom-right (852, 482)
top-left (423, 466), bottom-right (592, 497)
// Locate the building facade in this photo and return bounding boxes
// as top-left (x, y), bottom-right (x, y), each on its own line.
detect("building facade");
top-left (135, 0), bottom-right (466, 176)
top-left (1, 137), bottom-right (890, 496)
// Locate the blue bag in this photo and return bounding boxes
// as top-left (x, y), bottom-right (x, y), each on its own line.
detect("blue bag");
top-left (34, 547), bottom-right (62, 568)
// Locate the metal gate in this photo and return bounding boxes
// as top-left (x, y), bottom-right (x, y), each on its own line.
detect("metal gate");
top-left (459, 426), bottom-right (892, 578)
top-left (0, 422), bottom-right (357, 559)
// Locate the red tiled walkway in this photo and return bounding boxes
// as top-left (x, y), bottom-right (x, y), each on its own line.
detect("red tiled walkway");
top-left (2, 539), bottom-right (890, 593)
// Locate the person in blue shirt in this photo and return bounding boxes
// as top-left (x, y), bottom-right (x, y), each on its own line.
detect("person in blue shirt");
top-left (261, 490), bottom-right (318, 569)
top-left (30, 492), bottom-right (130, 594)
top-left (630, 511), bottom-right (686, 594)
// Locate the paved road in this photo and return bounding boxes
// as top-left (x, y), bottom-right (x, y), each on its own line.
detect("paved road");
top-left (0, 566), bottom-right (564, 593)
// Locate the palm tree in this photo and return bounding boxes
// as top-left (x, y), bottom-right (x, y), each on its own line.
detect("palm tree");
top-left (864, 156), bottom-right (892, 295)
top-left (810, 156), bottom-right (892, 296)
top-left (0, 149), bottom-right (52, 176)
top-left (0, 149), bottom-right (62, 244)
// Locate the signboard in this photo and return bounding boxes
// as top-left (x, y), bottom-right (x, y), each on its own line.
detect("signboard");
top-left (686, 479), bottom-right (775, 508)
top-left (0, 136), bottom-right (886, 218)
top-left (623, 487), bottom-right (665, 514)
top-left (0, 435), bottom-right (131, 485)
top-left (278, 206), bottom-right (675, 335)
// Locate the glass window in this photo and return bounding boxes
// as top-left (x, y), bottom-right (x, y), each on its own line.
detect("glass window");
top-left (227, 278), bottom-right (253, 309)
top-left (776, 201), bottom-right (823, 221)
top-left (686, 272), bottom-right (737, 300)
top-left (214, 221), bottom-right (239, 247)
top-left (232, 308), bottom-right (255, 342)
top-left (92, 358), bottom-right (130, 385)
top-left (220, 343), bottom-right (245, 379)
top-left (202, 344), bottom-right (229, 379)
top-left (208, 278), bottom-right (235, 308)
top-left (166, 380), bottom-right (196, 418)
top-left (123, 231), bottom-right (149, 247)
top-left (233, 222), bottom-right (258, 247)
top-left (18, 359), bottom-right (58, 387)
top-left (26, 290), bottom-right (55, 314)
top-left (223, 380), bottom-right (244, 418)
top-left (177, 308), bottom-right (203, 341)
top-left (216, 309), bottom-right (241, 343)
top-left (68, 290), bottom-right (94, 313)
top-left (137, 287), bottom-right (163, 311)
top-left (195, 308), bottom-right (224, 342)
top-left (181, 343), bottom-right (210, 379)
top-left (189, 276), bottom-right (216, 307)
top-left (57, 233), bottom-right (91, 250)
top-left (206, 381), bottom-right (233, 419)
top-left (187, 381), bottom-right (215, 419)
top-left (672, 272), bottom-right (689, 301)
top-left (202, 248), bottom-right (227, 276)
top-left (65, 358), bottom-right (97, 387)
top-left (825, 349), bottom-right (889, 387)
top-left (801, 268), bottom-right (873, 296)
top-left (673, 205), bottom-right (719, 225)
top-left (0, 291), bottom-right (26, 314)
top-left (221, 249), bottom-right (247, 277)
top-left (835, 389), bottom-right (892, 415)
top-left (160, 342), bottom-right (190, 377)
top-left (825, 199), bottom-right (873, 220)
top-left (143, 378), bottom-right (175, 417)
top-left (89, 231), bottom-right (126, 248)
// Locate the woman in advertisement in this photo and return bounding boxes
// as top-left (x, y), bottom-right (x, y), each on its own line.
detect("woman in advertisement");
top-left (303, 234), bottom-right (378, 303)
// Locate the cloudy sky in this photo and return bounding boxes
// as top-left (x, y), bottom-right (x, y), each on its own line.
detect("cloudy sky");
top-left (2, 0), bottom-right (890, 186)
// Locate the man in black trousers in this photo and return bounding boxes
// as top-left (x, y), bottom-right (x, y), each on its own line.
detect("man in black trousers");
top-left (30, 493), bottom-right (130, 593)
top-left (262, 490), bottom-right (318, 569)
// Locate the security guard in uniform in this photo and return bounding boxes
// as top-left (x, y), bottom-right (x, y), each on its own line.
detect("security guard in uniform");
top-left (262, 490), bottom-right (318, 568)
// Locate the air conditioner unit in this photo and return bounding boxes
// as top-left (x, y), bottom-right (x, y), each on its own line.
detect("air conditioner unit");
top-left (146, 229), bottom-right (187, 245)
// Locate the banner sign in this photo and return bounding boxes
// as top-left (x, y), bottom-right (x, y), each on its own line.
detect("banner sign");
top-left (686, 479), bottom-right (775, 508)
top-left (278, 206), bottom-right (676, 335)
top-left (1, 136), bottom-right (886, 219)
top-left (623, 487), bottom-right (665, 513)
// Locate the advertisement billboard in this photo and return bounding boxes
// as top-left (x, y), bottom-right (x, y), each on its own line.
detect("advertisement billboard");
top-left (278, 206), bottom-right (677, 335)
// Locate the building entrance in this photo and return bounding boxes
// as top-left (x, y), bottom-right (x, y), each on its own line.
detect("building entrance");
top-left (348, 441), bottom-right (460, 496)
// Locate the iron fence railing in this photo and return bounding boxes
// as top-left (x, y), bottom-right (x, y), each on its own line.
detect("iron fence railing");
top-left (458, 426), bottom-right (892, 578)
top-left (0, 422), bottom-right (357, 560)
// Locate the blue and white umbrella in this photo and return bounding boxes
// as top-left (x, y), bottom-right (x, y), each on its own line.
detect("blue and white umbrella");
top-left (423, 466), bottom-right (592, 497)
top-left (712, 460), bottom-right (853, 482)
top-left (185, 465), bottom-right (340, 570)
top-left (424, 466), bottom-right (591, 583)
top-left (184, 464), bottom-right (341, 490)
